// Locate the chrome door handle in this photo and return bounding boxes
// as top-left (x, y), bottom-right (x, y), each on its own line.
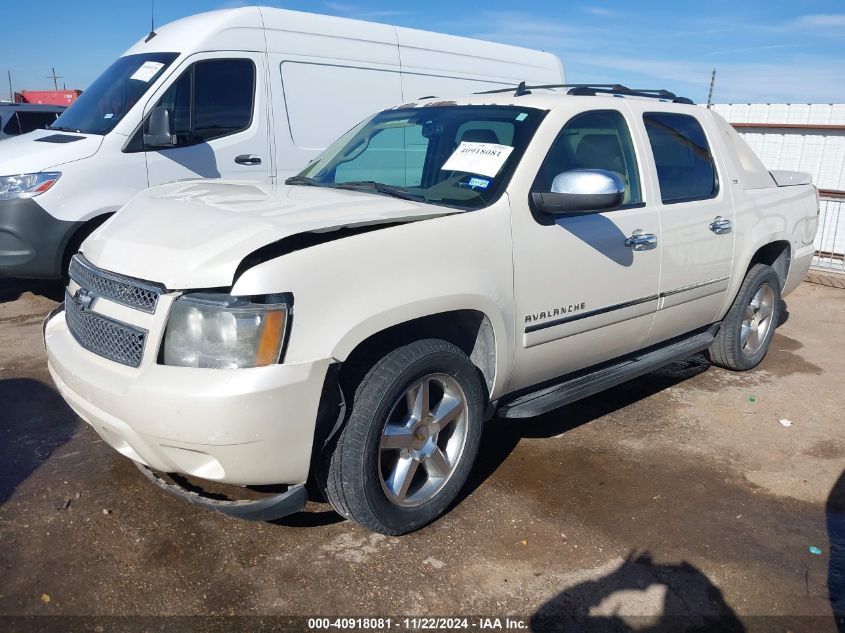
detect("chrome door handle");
top-left (625, 230), bottom-right (657, 251)
top-left (235, 154), bottom-right (262, 165)
top-left (709, 216), bottom-right (732, 234)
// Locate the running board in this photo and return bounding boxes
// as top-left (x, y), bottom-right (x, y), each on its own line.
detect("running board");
top-left (499, 326), bottom-right (718, 419)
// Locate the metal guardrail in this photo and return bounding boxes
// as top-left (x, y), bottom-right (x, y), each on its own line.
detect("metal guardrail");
top-left (813, 197), bottom-right (845, 273)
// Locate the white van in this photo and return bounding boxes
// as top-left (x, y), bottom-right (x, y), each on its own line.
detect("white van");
top-left (0, 6), bottom-right (563, 280)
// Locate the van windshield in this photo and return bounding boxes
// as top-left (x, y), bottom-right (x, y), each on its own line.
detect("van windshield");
top-left (289, 105), bottom-right (546, 210)
top-left (51, 52), bottom-right (178, 135)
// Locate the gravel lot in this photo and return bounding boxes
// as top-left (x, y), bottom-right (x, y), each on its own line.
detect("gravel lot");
top-left (1, 279), bottom-right (843, 632)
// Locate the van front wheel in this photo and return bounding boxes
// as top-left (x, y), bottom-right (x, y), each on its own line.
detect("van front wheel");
top-left (322, 339), bottom-right (484, 535)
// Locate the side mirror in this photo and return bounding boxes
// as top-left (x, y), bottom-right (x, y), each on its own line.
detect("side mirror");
top-left (143, 106), bottom-right (175, 148)
top-left (531, 169), bottom-right (625, 215)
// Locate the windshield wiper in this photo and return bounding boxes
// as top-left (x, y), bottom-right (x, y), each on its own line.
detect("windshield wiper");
top-left (328, 181), bottom-right (424, 202)
top-left (284, 176), bottom-right (322, 186)
top-left (48, 125), bottom-right (83, 133)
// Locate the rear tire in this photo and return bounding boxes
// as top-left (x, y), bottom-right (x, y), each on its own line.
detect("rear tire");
top-left (321, 339), bottom-right (484, 535)
top-left (708, 263), bottom-right (781, 371)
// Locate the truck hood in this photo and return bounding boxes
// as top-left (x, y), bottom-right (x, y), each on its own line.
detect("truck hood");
top-left (83, 180), bottom-right (460, 289)
top-left (0, 131), bottom-right (103, 174)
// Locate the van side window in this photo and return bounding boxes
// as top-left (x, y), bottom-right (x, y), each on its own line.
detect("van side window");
top-left (194, 60), bottom-right (254, 142)
top-left (643, 113), bottom-right (717, 203)
top-left (145, 58), bottom-right (255, 148)
top-left (533, 110), bottom-right (642, 206)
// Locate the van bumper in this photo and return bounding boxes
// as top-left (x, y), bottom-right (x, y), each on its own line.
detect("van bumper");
top-left (0, 199), bottom-right (81, 279)
top-left (44, 306), bottom-right (333, 488)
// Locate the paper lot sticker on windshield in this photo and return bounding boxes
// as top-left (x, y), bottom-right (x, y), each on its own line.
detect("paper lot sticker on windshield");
top-left (441, 142), bottom-right (515, 178)
top-left (130, 61), bottom-right (165, 82)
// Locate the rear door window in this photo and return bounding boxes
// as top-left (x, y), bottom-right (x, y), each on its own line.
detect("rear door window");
top-left (643, 112), bottom-right (718, 203)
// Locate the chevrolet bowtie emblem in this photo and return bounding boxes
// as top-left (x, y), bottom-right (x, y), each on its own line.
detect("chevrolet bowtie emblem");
top-left (75, 288), bottom-right (94, 311)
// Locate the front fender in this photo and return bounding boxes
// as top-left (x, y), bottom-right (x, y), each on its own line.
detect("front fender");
top-left (232, 201), bottom-right (517, 398)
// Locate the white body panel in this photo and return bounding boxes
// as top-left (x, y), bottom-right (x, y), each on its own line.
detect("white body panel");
top-left (0, 6), bottom-right (563, 271)
top-left (46, 91), bottom-right (818, 488)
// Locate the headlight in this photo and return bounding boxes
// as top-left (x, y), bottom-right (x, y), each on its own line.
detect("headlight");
top-left (163, 293), bottom-right (291, 369)
top-left (0, 172), bottom-right (61, 200)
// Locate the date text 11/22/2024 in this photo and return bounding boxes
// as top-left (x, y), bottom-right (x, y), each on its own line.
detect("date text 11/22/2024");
top-left (307, 617), bottom-right (529, 630)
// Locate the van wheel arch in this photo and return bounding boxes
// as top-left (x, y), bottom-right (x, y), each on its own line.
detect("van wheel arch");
top-left (60, 213), bottom-right (112, 277)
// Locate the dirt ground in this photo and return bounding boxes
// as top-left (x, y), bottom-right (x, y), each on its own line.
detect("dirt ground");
top-left (0, 279), bottom-right (843, 632)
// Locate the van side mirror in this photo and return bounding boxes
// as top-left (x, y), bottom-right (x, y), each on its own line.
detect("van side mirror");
top-left (531, 169), bottom-right (625, 215)
top-left (143, 106), bottom-right (175, 148)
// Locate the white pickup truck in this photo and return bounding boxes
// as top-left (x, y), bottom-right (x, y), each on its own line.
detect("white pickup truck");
top-left (44, 84), bottom-right (819, 535)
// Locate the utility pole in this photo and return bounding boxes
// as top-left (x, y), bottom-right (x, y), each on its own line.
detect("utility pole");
top-left (706, 68), bottom-right (716, 109)
top-left (47, 67), bottom-right (63, 91)
top-left (7, 70), bottom-right (12, 102)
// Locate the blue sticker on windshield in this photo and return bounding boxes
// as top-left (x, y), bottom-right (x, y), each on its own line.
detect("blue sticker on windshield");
top-left (467, 177), bottom-right (491, 189)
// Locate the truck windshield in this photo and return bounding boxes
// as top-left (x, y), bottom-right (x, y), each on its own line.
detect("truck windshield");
top-left (289, 105), bottom-right (546, 210)
top-left (51, 52), bottom-right (178, 135)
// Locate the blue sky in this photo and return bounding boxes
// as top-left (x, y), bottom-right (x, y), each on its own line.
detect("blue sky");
top-left (2, 1), bottom-right (843, 103)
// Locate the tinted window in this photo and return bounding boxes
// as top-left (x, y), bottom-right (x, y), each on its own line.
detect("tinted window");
top-left (17, 111), bottom-right (60, 134)
top-left (2, 113), bottom-right (21, 136)
top-left (194, 59), bottom-right (254, 142)
top-left (533, 110), bottom-right (642, 206)
top-left (143, 59), bottom-right (254, 148)
top-left (643, 113), bottom-right (717, 203)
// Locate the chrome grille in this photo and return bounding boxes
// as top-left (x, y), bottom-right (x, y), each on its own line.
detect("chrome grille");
top-left (69, 255), bottom-right (164, 314)
top-left (65, 290), bottom-right (147, 368)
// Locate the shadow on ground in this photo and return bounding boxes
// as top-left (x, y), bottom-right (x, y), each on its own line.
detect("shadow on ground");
top-left (0, 278), bottom-right (63, 304)
top-left (0, 378), bottom-right (78, 504)
top-left (829, 469), bottom-right (845, 631)
top-left (458, 353), bottom-right (712, 508)
top-left (531, 552), bottom-right (745, 633)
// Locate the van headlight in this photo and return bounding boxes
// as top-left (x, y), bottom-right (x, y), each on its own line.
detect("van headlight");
top-left (163, 293), bottom-right (291, 369)
top-left (0, 172), bottom-right (61, 200)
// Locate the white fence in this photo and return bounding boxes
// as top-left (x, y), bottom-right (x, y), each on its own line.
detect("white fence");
top-left (711, 103), bottom-right (845, 276)
top-left (814, 197), bottom-right (845, 273)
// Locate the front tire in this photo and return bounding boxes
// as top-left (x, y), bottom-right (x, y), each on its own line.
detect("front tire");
top-left (322, 339), bottom-right (484, 535)
top-left (709, 263), bottom-right (782, 371)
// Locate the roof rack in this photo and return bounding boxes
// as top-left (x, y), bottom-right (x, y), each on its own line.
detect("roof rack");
top-left (476, 82), bottom-right (695, 105)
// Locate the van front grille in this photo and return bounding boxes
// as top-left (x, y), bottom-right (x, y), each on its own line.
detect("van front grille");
top-left (65, 290), bottom-right (147, 368)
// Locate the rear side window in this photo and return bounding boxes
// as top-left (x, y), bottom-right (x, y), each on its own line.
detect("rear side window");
top-left (643, 113), bottom-right (717, 203)
top-left (16, 111), bottom-right (61, 134)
